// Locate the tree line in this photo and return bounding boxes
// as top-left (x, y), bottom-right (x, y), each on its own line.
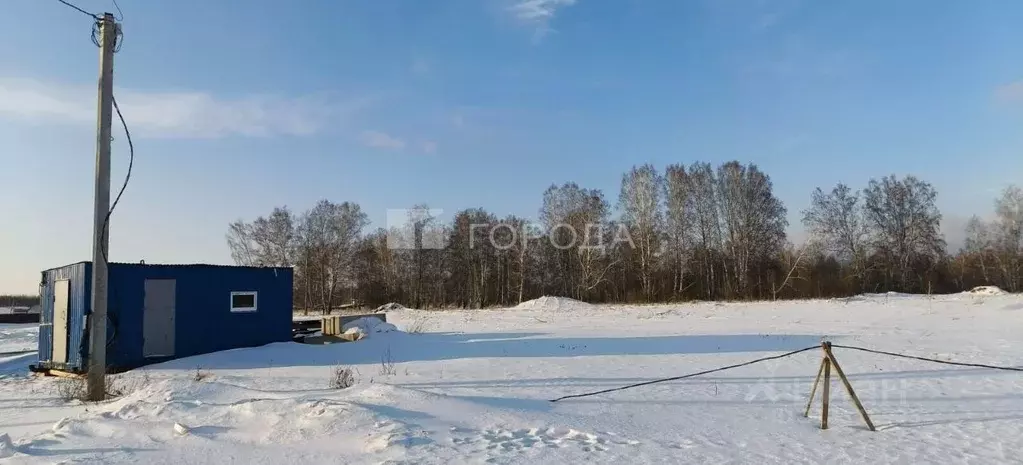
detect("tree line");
top-left (226, 161), bottom-right (1023, 312)
top-left (0, 295), bottom-right (39, 307)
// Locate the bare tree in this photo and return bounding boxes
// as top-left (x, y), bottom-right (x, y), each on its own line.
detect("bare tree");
top-left (618, 164), bottom-right (664, 300)
top-left (802, 183), bottom-right (869, 290)
top-left (772, 241), bottom-right (811, 300)
top-left (447, 209), bottom-right (498, 308)
top-left (226, 221), bottom-right (258, 266)
top-left (225, 207), bottom-right (296, 267)
top-left (664, 164), bottom-right (695, 298)
top-left (963, 215), bottom-right (994, 285)
top-left (540, 183), bottom-right (614, 300)
top-left (687, 162), bottom-right (723, 299)
top-left (390, 205), bottom-right (443, 308)
top-left (863, 175), bottom-right (944, 291)
top-left (497, 215), bottom-right (534, 305)
top-left (298, 200), bottom-right (369, 313)
top-left (994, 185), bottom-right (1023, 252)
top-left (716, 161), bottom-right (787, 298)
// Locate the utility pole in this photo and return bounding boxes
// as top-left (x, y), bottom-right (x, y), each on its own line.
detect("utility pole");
top-left (87, 12), bottom-right (118, 401)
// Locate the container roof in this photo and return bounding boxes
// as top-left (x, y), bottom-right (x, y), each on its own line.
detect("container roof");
top-left (43, 261), bottom-right (293, 272)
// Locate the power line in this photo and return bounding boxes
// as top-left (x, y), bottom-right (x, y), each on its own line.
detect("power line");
top-left (99, 94), bottom-right (134, 265)
top-left (550, 345), bottom-right (820, 402)
top-left (830, 344), bottom-right (1023, 372)
top-left (54, 0), bottom-right (99, 19)
top-left (109, 95), bottom-right (134, 227)
top-left (111, 0), bottom-right (124, 21)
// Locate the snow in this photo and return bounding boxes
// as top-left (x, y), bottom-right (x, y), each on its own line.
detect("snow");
top-left (0, 324), bottom-right (37, 355)
top-left (2, 293), bottom-right (1023, 463)
top-left (514, 296), bottom-right (594, 312)
top-left (342, 316), bottom-right (399, 339)
top-left (965, 285), bottom-right (1007, 296)
top-left (376, 302), bottom-right (408, 312)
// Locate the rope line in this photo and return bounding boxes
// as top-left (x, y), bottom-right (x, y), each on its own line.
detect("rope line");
top-left (550, 343), bottom-right (1023, 402)
top-left (830, 344), bottom-right (1023, 372)
top-left (550, 345), bottom-right (820, 402)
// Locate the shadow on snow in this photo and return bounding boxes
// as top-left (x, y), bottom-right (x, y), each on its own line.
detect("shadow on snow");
top-left (151, 332), bottom-right (826, 371)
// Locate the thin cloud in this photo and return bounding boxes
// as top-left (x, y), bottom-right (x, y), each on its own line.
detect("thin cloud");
top-left (0, 77), bottom-right (365, 138)
top-left (507, 0), bottom-right (577, 41)
top-left (995, 80), bottom-right (1023, 104)
top-left (509, 0), bottom-right (575, 21)
top-left (360, 130), bottom-right (406, 150)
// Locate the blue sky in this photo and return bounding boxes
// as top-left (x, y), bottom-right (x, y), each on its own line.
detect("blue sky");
top-left (2, 0), bottom-right (1022, 294)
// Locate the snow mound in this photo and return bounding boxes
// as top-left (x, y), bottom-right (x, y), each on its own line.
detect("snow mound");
top-left (965, 286), bottom-right (1007, 296)
top-left (376, 302), bottom-right (407, 313)
top-left (514, 296), bottom-right (594, 312)
top-left (342, 316), bottom-right (398, 339)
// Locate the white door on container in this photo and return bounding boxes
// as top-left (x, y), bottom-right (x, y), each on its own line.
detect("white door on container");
top-left (143, 279), bottom-right (176, 357)
top-left (52, 279), bottom-right (70, 363)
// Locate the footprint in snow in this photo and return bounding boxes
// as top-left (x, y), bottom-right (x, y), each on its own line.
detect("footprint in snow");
top-left (452, 427), bottom-right (638, 453)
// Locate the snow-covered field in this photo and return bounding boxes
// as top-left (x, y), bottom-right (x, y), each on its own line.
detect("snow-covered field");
top-left (0, 324), bottom-right (37, 355)
top-left (2, 293), bottom-right (1023, 464)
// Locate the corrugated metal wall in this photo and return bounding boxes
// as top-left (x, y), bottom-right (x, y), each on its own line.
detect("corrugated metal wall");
top-left (36, 262), bottom-right (293, 373)
top-left (37, 262), bottom-right (91, 371)
top-left (104, 264), bottom-right (294, 370)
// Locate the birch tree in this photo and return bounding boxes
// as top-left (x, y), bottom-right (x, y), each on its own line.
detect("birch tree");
top-left (802, 183), bottom-right (869, 290)
top-left (618, 164), bottom-right (664, 300)
top-left (716, 161), bottom-right (787, 298)
top-left (863, 175), bottom-right (944, 291)
top-left (664, 164), bottom-right (695, 298)
top-left (688, 162), bottom-right (723, 298)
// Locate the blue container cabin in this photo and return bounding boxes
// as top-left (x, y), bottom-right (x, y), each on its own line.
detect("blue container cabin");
top-left (34, 262), bottom-right (293, 373)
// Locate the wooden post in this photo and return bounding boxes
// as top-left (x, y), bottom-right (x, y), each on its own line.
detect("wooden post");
top-left (823, 342), bottom-right (876, 431)
top-left (821, 354), bottom-right (831, 430)
top-left (804, 357), bottom-right (826, 418)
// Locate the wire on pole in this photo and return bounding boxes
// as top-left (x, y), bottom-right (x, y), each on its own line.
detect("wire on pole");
top-left (100, 94), bottom-right (134, 265)
top-left (54, 0), bottom-right (99, 19)
top-left (111, 0), bottom-right (124, 21)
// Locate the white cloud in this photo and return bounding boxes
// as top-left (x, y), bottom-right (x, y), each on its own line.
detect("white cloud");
top-left (421, 140), bottom-right (438, 154)
top-left (0, 77), bottom-right (364, 138)
top-left (507, 0), bottom-right (576, 40)
top-left (509, 0), bottom-right (575, 21)
top-left (995, 80), bottom-right (1023, 104)
top-left (360, 130), bottom-right (406, 150)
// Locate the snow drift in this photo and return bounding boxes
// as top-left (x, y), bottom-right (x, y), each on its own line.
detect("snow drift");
top-left (965, 286), bottom-right (1007, 296)
top-left (376, 303), bottom-right (407, 313)
top-left (513, 296), bottom-right (594, 312)
top-left (342, 316), bottom-right (398, 340)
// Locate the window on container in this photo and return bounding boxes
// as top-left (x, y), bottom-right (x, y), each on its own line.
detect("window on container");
top-left (230, 291), bottom-right (258, 313)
